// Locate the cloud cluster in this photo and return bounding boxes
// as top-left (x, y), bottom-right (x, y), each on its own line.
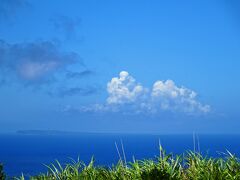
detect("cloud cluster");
top-left (80, 71), bottom-right (210, 115)
top-left (0, 39), bottom-right (98, 97)
top-left (0, 40), bottom-right (78, 85)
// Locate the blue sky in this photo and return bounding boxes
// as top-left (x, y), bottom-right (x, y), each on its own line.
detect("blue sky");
top-left (0, 0), bottom-right (240, 133)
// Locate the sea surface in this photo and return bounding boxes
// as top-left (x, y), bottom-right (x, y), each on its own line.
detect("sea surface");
top-left (0, 133), bottom-right (239, 177)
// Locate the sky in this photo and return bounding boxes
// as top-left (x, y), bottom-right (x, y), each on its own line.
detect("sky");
top-left (0, 0), bottom-right (240, 134)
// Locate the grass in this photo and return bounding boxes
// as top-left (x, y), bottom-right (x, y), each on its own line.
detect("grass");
top-left (1, 146), bottom-right (240, 180)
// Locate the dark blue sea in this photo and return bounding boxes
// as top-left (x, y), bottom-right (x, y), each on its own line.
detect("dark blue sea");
top-left (0, 133), bottom-right (239, 177)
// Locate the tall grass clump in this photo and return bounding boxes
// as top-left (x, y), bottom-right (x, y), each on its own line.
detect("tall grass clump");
top-left (0, 163), bottom-right (6, 180)
top-left (7, 147), bottom-right (240, 180)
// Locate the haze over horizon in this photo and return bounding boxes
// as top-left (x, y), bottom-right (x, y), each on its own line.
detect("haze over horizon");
top-left (0, 0), bottom-right (240, 134)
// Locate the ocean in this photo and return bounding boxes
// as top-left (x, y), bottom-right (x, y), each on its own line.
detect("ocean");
top-left (0, 133), bottom-right (239, 177)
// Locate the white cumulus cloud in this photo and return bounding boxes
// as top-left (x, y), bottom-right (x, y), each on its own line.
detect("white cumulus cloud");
top-left (151, 80), bottom-right (210, 113)
top-left (105, 71), bottom-right (210, 114)
top-left (70, 71), bottom-right (210, 115)
top-left (106, 71), bottom-right (146, 105)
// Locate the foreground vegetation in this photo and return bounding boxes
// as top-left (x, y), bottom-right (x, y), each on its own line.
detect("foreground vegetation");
top-left (1, 147), bottom-right (240, 180)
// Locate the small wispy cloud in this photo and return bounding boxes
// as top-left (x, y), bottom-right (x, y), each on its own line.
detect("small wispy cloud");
top-left (69, 71), bottom-right (210, 115)
top-left (66, 70), bottom-right (95, 79)
top-left (0, 0), bottom-right (29, 20)
top-left (50, 86), bottom-right (99, 98)
top-left (50, 15), bottom-right (81, 41)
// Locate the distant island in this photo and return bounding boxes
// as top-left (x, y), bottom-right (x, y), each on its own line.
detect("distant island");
top-left (16, 130), bottom-right (84, 135)
top-left (16, 130), bottom-right (155, 136)
top-left (16, 130), bottom-right (137, 136)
